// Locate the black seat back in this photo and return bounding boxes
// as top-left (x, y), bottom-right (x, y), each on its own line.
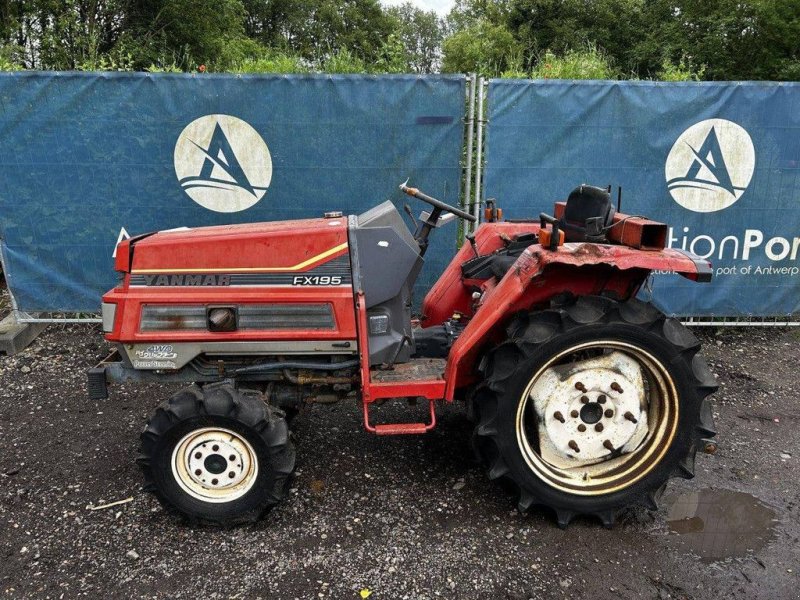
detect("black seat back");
top-left (560, 185), bottom-right (615, 242)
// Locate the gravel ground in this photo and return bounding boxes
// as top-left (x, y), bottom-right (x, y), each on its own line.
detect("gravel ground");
top-left (1, 306), bottom-right (799, 599)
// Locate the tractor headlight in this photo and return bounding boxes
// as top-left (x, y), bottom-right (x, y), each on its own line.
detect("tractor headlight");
top-left (101, 302), bottom-right (117, 333)
top-left (207, 306), bottom-right (238, 332)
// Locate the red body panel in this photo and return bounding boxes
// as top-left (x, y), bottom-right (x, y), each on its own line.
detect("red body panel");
top-left (421, 222), bottom-right (543, 325)
top-left (104, 218), bottom-right (355, 343)
top-left (441, 242), bottom-right (709, 399)
top-left (129, 219), bottom-right (348, 272)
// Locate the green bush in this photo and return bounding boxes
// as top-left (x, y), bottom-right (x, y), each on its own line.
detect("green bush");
top-left (442, 20), bottom-right (521, 77)
top-left (322, 49), bottom-right (369, 74)
top-left (657, 57), bottom-right (706, 82)
top-left (145, 63), bottom-right (184, 73)
top-left (231, 55), bottom-right (308, 74)
top-left (528, 45), bottom-right (618, 80)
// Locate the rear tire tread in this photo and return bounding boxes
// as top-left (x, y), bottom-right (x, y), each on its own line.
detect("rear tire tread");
top-left (472, 296), bottom-right (717, 527)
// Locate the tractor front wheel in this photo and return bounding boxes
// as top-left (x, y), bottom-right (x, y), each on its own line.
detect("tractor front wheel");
top-left (138, 382), bottom-right (295, 526)
top-left (472, 296), bottom-right (717, 528)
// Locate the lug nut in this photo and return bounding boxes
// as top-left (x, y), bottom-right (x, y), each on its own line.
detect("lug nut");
top-left (624, 411), bottom-right (638, 424)
top-left (211, 478), bottom-right (219, 485)
top-left (577, 424), bottom-right (586, 432)
top-left (703, 441), bottom-right (718, 455)
top-left (603, 440), bottom-right (615, 452)
top-left (575, 382), bottom-right (587, 392)
top-left (194, 469), bottom-right (202, 476)
top-left (611, 382), bottom-right (624, 393)
top-left (229, 455), bottom-right (236, 461)
top-left (597, 394), bottom-right (607, 404)
top-left (570, 410), bottom-right (579, 418)
top-left (604, 409), bottom-right (614, 418)
top-left (568, 440), bottom-right (580, 453)
top-left (228, 471), bottom-right (236, 478)
top-left (595, 423), bottom-right (604, 432)
top-left (554, 411), bottom-right (566, 423)
top-left (580, 395), bottom-right (590, 404)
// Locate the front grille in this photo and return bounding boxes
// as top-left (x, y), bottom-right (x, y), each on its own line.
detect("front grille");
top-left (140, 305), bottom-right (207, 331)
top-left (238, 304), bottom-right (335, 330)
top-left (139, 303), bottom-right (335, 332)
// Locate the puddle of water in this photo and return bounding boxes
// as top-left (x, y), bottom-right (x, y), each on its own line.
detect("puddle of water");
top-left (666, 489), bottom-right (776, 563)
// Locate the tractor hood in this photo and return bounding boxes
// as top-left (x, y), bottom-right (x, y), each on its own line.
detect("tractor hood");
top-left (117, 217), bottom-right (349, 275)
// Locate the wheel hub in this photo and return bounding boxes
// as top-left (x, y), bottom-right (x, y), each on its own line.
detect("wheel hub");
top-left (530, 351), bottom-right (649, 468)
top-left (172, 427), bottom-right (258, 502)
top-left (579, 402), bottom-right (603, 424)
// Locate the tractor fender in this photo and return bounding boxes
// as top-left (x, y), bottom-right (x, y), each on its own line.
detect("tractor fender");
top-left (442, 243), bottom-right (711, 399)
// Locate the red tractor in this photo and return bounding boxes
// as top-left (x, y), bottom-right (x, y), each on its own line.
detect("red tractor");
top-left (89, 183), bottom-right (717, 527)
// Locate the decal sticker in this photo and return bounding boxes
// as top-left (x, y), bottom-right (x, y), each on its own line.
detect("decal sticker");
top-left (135, 345), bottom-right (178, 360)
top-left (141, 274), bottom-right (231, 286)
top-left (174, 114), bottom-right (272, 213)
top-left (292, 275), bottom-right (343, 286)
top-left (665, 119), bottom-right (755, 213)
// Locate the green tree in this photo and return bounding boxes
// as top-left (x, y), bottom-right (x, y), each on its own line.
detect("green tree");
top-left (117, 0), bottom-right (251, 70)
top-left (241, 0), bottom-right (393, 65)
top-left (661, 0), bottom-right (800, 81)
top-left (506, 0), bottom-right (646, 75)
top-left (446, 0), bottom-right (512, 33)
top-left (385, 2), bottom-right (443, 73)
top-left (441, 18), bottom-right (519, 76)
top-left (1, 0), bottom-right (126, 69)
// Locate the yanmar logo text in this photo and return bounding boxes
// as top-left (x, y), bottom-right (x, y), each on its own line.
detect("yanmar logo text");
top-left (142, 274), bottom-right (231, 286)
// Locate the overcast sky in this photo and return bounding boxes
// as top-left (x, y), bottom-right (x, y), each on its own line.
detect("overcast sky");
top-left (381, 0), bottom-right (455, 16)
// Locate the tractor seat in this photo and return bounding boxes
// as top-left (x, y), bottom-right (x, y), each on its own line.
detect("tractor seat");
top-left (560, 185), bottom-right (615, 243)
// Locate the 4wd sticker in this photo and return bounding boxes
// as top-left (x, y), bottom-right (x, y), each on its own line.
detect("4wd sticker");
top-left (135, 345), bottom-right (178, 360)
top-left (133, 345), bottom-right (178, 369)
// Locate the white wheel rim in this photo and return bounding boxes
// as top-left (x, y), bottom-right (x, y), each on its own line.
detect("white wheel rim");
top-left (516, 341), bottom-right (679, 496)
top-left (171, 427), bottom-right (259, 503)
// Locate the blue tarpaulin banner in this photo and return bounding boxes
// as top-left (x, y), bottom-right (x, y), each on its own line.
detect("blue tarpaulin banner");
top-left (0, 72), bottom-right (465, 312)
top-left (484, 80), bottom-right (800, 317)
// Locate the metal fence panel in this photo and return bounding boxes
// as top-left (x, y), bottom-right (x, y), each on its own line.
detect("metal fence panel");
top-left (483, 80), bottom-right (800, 317)
top-left (0, 72), bottom-right (465, 312)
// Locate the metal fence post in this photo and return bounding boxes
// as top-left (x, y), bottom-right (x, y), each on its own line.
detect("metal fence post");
top-left (472, 76), bottom-right (485, 228)
top-left (463, 73), bottom-right (477, 234)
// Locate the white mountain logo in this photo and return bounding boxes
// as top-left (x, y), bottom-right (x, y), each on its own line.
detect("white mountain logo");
top-left (174, 114), bottom-right (272, 213)
top-left (665, 119), bottom-right (755, 213)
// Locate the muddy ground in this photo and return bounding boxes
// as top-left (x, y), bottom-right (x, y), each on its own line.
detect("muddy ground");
top-left (0, 299), bottom-right (798, 598)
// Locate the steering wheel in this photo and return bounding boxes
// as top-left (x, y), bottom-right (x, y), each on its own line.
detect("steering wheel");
top-left (400, 183), bottom-right (477, 222)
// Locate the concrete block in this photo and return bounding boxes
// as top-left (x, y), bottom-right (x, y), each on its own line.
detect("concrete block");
top-left (0, 314), bottom-right (47, 355)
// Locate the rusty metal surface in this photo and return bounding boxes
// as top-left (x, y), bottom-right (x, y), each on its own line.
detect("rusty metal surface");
top-left (371, 358), bottom-right (446, 383)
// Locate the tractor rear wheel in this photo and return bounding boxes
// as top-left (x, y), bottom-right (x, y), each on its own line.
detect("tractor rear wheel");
top-left (138, 382), bottom-right (295, 526)
top-left (472, 296), bottom-right (717, 528)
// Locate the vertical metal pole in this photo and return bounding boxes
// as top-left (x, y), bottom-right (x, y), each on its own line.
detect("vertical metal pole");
top-left (0, 239), bottom-right (22, 321)
top-left (472, 77), bottom-right (485, 226)
top-left (463, 73), bottom-right (476, 234)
